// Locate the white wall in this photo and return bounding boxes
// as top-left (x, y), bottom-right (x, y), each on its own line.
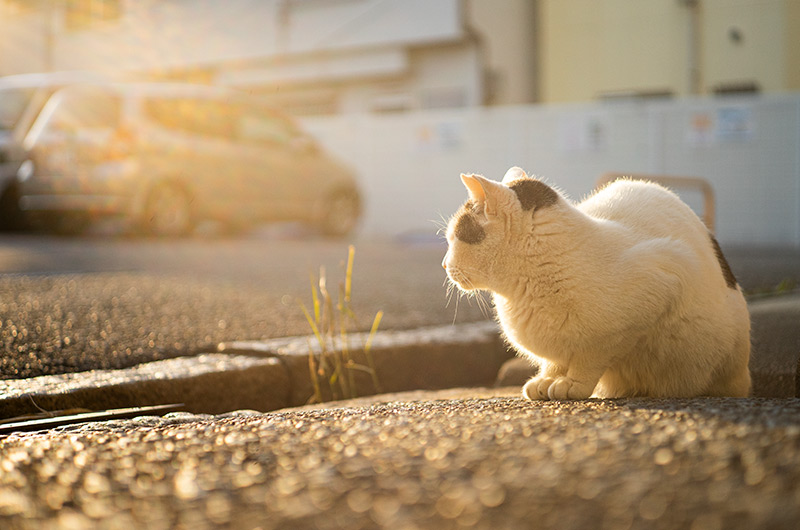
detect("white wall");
top-left (303, 95), bottom-right (800, 247)
top-left (45, 0), bottom-right (463, 75)
top-left (0, 8), bottom-right (49, 74)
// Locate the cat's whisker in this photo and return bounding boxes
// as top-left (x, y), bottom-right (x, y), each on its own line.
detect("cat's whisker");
top-left (453, 275), bottom-right (493, 318)
top-left (444, 280), bottom-right (456, 308)
top-left (475, 291), bottom-right (491, 317)
top-left (431, 215), bottom-right (450, 238)
top-left (450, 283), bottom-right (461, 324)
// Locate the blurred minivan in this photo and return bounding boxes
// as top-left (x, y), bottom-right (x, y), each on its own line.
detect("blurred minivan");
top-left (0, 72), bottom-right (107, 230)
top-left (1, 75), bottom-right (362, 237)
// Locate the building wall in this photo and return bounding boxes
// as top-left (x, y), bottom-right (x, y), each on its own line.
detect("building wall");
top-left (0, 0), bottom-right (481, 115)
top-left (465, 0), bottom-right (538, 105)
top-left (3, 1), bottom-right (796, 110)
top-left (702, 0), bottom-right (788, 93)
top-left (43, 0), bottom-right (464, 74)
top-left (785, 0), bottom-right (800, 91)
top-left (538, 0), bottom-right (797, 103)
top-left (330, 42), bottom-right (483, 114)
top-left (0, 3), bottom-right (49, 74)
top-left (538, 0), bottom-right (690, 102)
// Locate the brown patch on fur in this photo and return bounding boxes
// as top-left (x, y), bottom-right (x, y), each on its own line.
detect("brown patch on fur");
top-left (454, 201), bottom-right (486, 244)
top-left (508, 178), bottom-right (559, 211)
top-left (710, 234), bottom-right (738, 289)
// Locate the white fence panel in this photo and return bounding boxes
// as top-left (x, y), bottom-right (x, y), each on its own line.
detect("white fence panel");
top-left (303, 95), bottom-right (800, 247)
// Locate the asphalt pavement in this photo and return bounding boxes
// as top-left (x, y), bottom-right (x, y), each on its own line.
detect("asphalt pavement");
top-left (1, 234), bottom-right (798, 380)
top-left (0, 233), bottom-right (488, 379)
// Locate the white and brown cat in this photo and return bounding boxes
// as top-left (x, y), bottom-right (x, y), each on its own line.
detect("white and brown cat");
top-left (443, 167), bottom-right (751, 399)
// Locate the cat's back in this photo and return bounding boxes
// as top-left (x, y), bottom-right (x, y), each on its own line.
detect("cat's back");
top-left (578, 179), bottom-right (706, 241)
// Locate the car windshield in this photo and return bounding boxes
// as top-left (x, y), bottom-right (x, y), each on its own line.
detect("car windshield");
top-left (0, 87), bottom-right (36, 131)
top-left (46, 86), bottom-right (120, 130)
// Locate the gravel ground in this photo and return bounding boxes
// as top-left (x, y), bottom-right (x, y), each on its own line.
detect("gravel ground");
top-left (1, 389), bottom-right (799, 529)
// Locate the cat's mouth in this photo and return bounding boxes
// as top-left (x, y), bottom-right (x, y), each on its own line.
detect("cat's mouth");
top-left (445, 267), bottom-right (477, 292)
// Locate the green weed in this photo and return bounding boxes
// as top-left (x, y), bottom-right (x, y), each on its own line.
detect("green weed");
top-left (297, 245), bottom-right (383, 404)
top-left (745, 278), bottom-right (798, 299)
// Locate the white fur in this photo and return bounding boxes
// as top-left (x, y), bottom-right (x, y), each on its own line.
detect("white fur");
top-left (443, 168), bottom-right (751, 399)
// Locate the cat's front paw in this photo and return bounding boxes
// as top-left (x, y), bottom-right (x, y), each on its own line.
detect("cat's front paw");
top-left (522, 376), bottom-right (556, 400)
top-left (547, 376), bottom-right (593, 400)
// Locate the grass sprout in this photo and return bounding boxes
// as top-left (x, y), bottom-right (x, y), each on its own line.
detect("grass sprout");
top-left (297, 245), bottom-right (384, 404)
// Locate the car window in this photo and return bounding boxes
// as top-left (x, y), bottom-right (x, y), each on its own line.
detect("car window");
top-left (0, 87), bottom-right (36, 131)
top-left (46, 86), bottom-right (121, 132)
top-left (143, 97), bottom-right (238, 139)
top-left (238, 106), bottom-right (299, 145)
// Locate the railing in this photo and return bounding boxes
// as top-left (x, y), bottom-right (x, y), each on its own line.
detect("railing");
top-left (596, 172), bottom-right (716, 234)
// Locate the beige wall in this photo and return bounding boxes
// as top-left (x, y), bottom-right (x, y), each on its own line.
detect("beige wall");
top-left (538, 0), bottom-right (690, 102)
top-left (466, 0), bottom-right (538, 104)
top-left (0, 7), bottom-right (49, 74)
top-left (702, 0), bottom-right (787, 93)
top-left (787, 0), bottom-right (800, 90)
top-left (537, 0), bottom-right (797, 103)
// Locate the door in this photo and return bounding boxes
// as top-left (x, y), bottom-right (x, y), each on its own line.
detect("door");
top-left (138, 95), bottom-right (257, 225)
top-left (232, 103), bottom-right (322, 222)
top-left (22, 85), bottom-right (121, 198)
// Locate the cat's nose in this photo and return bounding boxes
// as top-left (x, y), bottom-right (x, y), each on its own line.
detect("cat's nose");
top-left (441, 256), bottom-right (448, 270)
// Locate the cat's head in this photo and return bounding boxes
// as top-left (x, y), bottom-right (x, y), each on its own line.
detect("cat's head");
top-left (442, 167), bottom-right (561, 293)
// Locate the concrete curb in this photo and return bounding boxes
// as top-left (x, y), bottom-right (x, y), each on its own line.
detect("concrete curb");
top-left (219, 320), bottom-right (508, 406)
top-left (749, 294), bottom-right (800, 397)
top-left (0, 321), bottom-right (510, 420)
top-left (0, 354), bottom-right (289, 419)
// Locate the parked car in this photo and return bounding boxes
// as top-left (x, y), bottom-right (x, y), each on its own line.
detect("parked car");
top-left (0, 72), bottom-right (111, 231)
top-left (2, 76), bottom-right (362, 237)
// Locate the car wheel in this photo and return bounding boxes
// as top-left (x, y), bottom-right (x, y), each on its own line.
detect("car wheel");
top-left (319, 189), bottom-right (360, 238)
top-left (142, 182), bottom-right (194, 237)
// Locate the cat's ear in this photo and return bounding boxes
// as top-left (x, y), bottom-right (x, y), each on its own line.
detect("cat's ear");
top-left (460, 173), bottom-right (486, 203)
top-left (461, 174), bottom-right (510, 218)
top-left (501, 166), bottom-right (527, 184)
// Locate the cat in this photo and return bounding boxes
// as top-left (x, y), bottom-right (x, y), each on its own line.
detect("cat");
top-left (443, 167), bottom-right (751, 399)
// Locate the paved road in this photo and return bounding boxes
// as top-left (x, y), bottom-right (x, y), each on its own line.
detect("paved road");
top-left (0, 232), bottom-right (488, 379)
top-left (1, 388), bottom-right (798, 529)
top-left (2, 235), bottom-right (799, 529)
top-left (1, 233), bottom-right (798, 380)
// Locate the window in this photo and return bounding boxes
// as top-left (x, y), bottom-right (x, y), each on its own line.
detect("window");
top-left (237, 107), bottom-right (298, 145)
top-left (65, 0), bottom-right (122, 31)
top-left (144, 98), bottom-right (239, 139)
top-left (47, 87), bottom-right (121, 132)
top-left (0, 88), bottom-right (36, 131)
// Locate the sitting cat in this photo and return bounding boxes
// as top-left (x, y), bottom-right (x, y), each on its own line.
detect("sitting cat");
top-left (443, 167), bottom-right (751, 399)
